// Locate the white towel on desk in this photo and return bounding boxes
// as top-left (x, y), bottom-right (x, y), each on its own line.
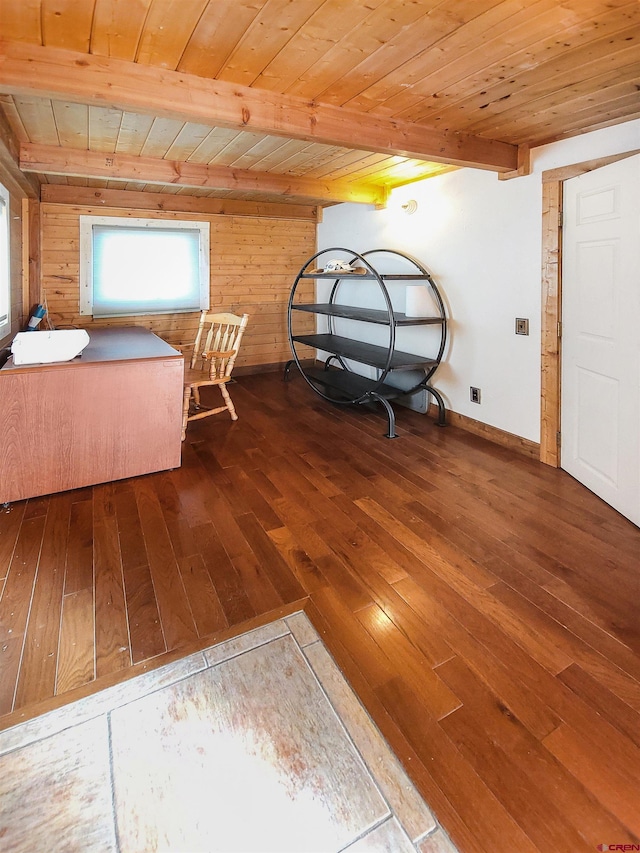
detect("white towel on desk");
top-left (11, 329), bottom-right (91, 365)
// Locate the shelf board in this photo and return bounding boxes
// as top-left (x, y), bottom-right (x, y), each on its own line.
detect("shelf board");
top-left (300, 272), bottom-right (431, 281)
top-left (304, 366), bottom-right (403, 401)
top-left (292, 303), bottom-right (444, 326)
top-left (291, 333), bottom-right (438, 370)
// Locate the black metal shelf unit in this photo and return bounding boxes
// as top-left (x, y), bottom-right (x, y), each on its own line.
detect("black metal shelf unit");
top-left (285, 248), bottom-right (448, 438)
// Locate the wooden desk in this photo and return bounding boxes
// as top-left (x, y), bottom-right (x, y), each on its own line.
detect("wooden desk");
top-left (0, 327), bottom-right (183, 504)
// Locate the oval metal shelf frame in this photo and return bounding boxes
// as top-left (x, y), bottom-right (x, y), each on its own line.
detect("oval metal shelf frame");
top-left (286, 247), bottom-right (447, 433)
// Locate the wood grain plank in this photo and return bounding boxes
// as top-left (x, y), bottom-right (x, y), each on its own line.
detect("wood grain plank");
top-left (436, 655), bottom-right (636, 848)
top-left (234, 514), bottom-right (305, 605)
top-left (0, 503), bottom-right (26, 580)
top-left (266, 525), bottom-right (328, 594)
top-left (376, 675), bottom-right (540, 853)
top-left (544, 722), bottom-right (640, 836)
top-left (55, 588), bottom-right (95, 694)
top-left (0, 515), bottom-right (47, 714)
top-left (231, 552), bottom-right (284, 615)
top-left (122, 563), bottom-right (166, 664)
top-left (393, 576), bottom-right (561, 741)
top-left (355, 604), bottom-right (461, 721)
top-left (132, 478), bottom-right (198, 649)
top-left (310, 587), bottom-right (398, 692)
top-left (93, 484), bottom-right (131, 678)
top-left (0, 372), bottom-right (638, 853)
top-left (114, 482), bottom-right (148, 573)
top-left (303, 598), bottom-right (485, 853)
top-left (558, 662), bottom-right (640, 751)
top-left (14, 493), bottom-right (72, 709)
top-left (63, 497), bottom-right (94, 594)
top-left (355, 496), bottom-right (574, 675)
top-left (177, 553), bottom-right (228, 637)
top-left (191, 520), bottom-right (255, 627)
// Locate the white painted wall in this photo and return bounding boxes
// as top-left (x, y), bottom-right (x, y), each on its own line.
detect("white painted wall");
top-left (318, 118), bottom-right (640, 443)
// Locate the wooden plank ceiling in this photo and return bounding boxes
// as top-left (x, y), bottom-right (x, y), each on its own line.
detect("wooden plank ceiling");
top-left (0, 0), bottom-right (639, 207)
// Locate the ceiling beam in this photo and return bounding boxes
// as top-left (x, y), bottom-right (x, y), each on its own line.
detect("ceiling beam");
top-left (0, 40), bottom-right (518, 173)
top-left (0, 107), bottom-right (39, 199)
top-left (40, 185), bottom-right (320, 220)
top-left (20, 144), bottom-right (386, 206)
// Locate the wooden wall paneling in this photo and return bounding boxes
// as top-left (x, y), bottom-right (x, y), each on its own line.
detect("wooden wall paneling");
top-left (23, 197), bottom-right (41, 313)
top-left (7, 190), bottom-right (24, 343)
top-left (39, 202), bottom-right (316, 371)
top-left (540, 180), bottom-right (562, 467)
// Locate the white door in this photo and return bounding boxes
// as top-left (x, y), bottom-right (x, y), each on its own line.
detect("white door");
top-left (561, 154), bottom-right (640, 527)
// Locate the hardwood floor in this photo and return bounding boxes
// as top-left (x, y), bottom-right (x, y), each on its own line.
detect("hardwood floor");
top-left (1, 371), bottom-right (639, 852)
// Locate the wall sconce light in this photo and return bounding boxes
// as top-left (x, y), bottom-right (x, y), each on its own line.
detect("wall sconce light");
top-left (401, 199), bottom-right (418, 215)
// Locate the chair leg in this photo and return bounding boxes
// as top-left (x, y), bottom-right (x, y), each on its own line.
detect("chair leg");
top-left (182, 385), bottom-right (192, 441)
top-left (219, 382), bottom-right (238, 420)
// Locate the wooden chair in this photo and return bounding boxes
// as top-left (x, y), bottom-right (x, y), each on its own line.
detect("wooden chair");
top-left (181, 311), bottom-right (249, 441)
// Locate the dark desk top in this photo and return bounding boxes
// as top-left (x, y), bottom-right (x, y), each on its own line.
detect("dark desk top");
top-left (1, 326), bottom-right (182, 373)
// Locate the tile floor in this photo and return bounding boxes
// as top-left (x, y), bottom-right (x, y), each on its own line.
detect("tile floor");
top-left (0, 612), bottom-right (457, 853)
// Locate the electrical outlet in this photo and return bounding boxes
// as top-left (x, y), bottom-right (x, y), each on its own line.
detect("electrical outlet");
top-left (515, 318), bottom-right (529, 335)
top-left (470, 386), bottom-right (481, 404)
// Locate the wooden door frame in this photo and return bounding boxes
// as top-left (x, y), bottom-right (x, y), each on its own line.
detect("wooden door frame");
top-left (539, 148), bottom-right (640, 467)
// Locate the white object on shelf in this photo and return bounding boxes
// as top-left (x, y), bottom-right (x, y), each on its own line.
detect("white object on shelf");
top-left (405, 285), bottom-right (437, 317)
top-left (11, 329), bottom-right (91, 365)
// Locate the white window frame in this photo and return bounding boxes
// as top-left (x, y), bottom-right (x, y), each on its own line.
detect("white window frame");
top-left (0, 183), bottom-right (10, 340)
top-left (79, 215), bottom-right (210, 318)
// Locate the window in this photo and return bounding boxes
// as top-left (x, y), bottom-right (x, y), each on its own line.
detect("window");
top-left (80, 216), bottom-right (210, 317)
top-left (0, 183), bottom-right (10, 340)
